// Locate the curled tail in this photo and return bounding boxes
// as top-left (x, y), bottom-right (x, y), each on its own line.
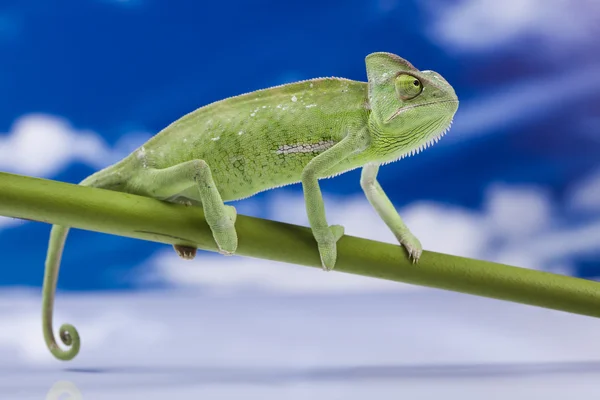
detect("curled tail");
top-left (42, 224), bottom-right (80, 361)
top-left (41, 163), bottom-right (127, 361)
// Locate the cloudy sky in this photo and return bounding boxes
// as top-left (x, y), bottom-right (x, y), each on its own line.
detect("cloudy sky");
top-left (0, 1), bottom-right (599, 397)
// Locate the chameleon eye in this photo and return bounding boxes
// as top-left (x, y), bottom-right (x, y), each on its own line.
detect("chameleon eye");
top-left (395, 73), bottom-right (423, 100)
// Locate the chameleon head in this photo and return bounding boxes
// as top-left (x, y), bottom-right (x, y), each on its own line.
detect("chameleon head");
top-left (365, 52), bottom-right (459, 162)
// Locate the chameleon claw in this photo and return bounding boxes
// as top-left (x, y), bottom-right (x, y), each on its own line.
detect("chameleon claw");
top-left (218, 248), bottom-right (235, 256)
top-left (398, 233), bottom-right (422, 264)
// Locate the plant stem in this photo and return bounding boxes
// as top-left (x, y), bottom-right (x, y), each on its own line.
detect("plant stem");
top-left (1, 171), bottom-right (600, 317)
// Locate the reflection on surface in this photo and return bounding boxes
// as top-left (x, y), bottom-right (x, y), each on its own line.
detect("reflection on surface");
top-left (46, 381), bottom-right (82, 400)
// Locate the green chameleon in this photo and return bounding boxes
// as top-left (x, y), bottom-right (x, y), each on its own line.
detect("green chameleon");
top-left (41, 52), bottom-right (459, 361)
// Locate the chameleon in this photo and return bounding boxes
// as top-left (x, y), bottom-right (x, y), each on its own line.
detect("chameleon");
top-left (41, 52), bottom-right (459, 361)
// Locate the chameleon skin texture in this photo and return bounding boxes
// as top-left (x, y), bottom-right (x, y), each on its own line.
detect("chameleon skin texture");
top-left (40, 52), bottom-right (459, 361)
top-left (116, 77), bottom-right (371, 201)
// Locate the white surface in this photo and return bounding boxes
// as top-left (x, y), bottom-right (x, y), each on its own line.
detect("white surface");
top-left (2, 288), bottom-right (600, 399)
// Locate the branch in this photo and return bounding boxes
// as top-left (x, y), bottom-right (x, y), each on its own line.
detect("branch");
top-left (1, 171), bottom-right (600, 318)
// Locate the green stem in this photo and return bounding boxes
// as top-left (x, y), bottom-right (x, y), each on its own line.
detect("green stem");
top-left (1, 171), bottom-right (600, 318)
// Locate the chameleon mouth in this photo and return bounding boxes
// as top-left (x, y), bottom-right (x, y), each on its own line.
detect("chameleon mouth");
top-left (385, 99), bottom-right (459, 123)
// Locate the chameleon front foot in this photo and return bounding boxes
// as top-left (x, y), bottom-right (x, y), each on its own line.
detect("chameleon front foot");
top-left (397, 232), bottom-right (423, 263)
top-left (315, 224), bottom-right (345, 271)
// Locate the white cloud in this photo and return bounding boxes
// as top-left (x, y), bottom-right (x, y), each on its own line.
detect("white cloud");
top-left (403, 185), bottom-right (575, 271)
top-left (480, 184), bottom-right (598, 270)
top-left (0, 114), bottom-right (110, 177)
top-left (402, 201), bottom-right (490, 259)
top-left (0, 113), bottom-right (150, 178)
top-left (407, 184), bottom-right (598, 272)
top-left (427, 0), bottom-right (600, 53)
top-left (483, 183), bottom-right (554, 238)
top-left (495, 221), bottom-right (600, 268)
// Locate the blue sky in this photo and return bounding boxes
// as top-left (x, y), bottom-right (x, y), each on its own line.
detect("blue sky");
top-left (0, 0), bottom-right (599, 291)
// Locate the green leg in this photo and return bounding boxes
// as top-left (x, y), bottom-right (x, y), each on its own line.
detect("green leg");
top-left (360, 163), bottom-right (422, 263)
top-left (301, 131), bottom-right (368, 271)
top-left (134, 160), bottom-right (237, 255)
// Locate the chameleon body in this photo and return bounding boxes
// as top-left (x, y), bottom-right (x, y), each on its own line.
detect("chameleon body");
top-left (41, 52), bottom-right (459, 360)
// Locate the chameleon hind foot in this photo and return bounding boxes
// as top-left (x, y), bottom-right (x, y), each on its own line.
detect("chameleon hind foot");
top-left (210, 205), bottom-right (238, 256)
top-left (172, 200), bottom-right (199, 260)
top-left (173, 244), bottom-right (197, 260)
top-left (172, 205), bottom-right (236, 258)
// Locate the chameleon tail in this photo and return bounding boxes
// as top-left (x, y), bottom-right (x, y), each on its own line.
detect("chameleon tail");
top-left (42, 224), bottom-right (80, 361)
top-left (40, 164), bottom-right (126, 361)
